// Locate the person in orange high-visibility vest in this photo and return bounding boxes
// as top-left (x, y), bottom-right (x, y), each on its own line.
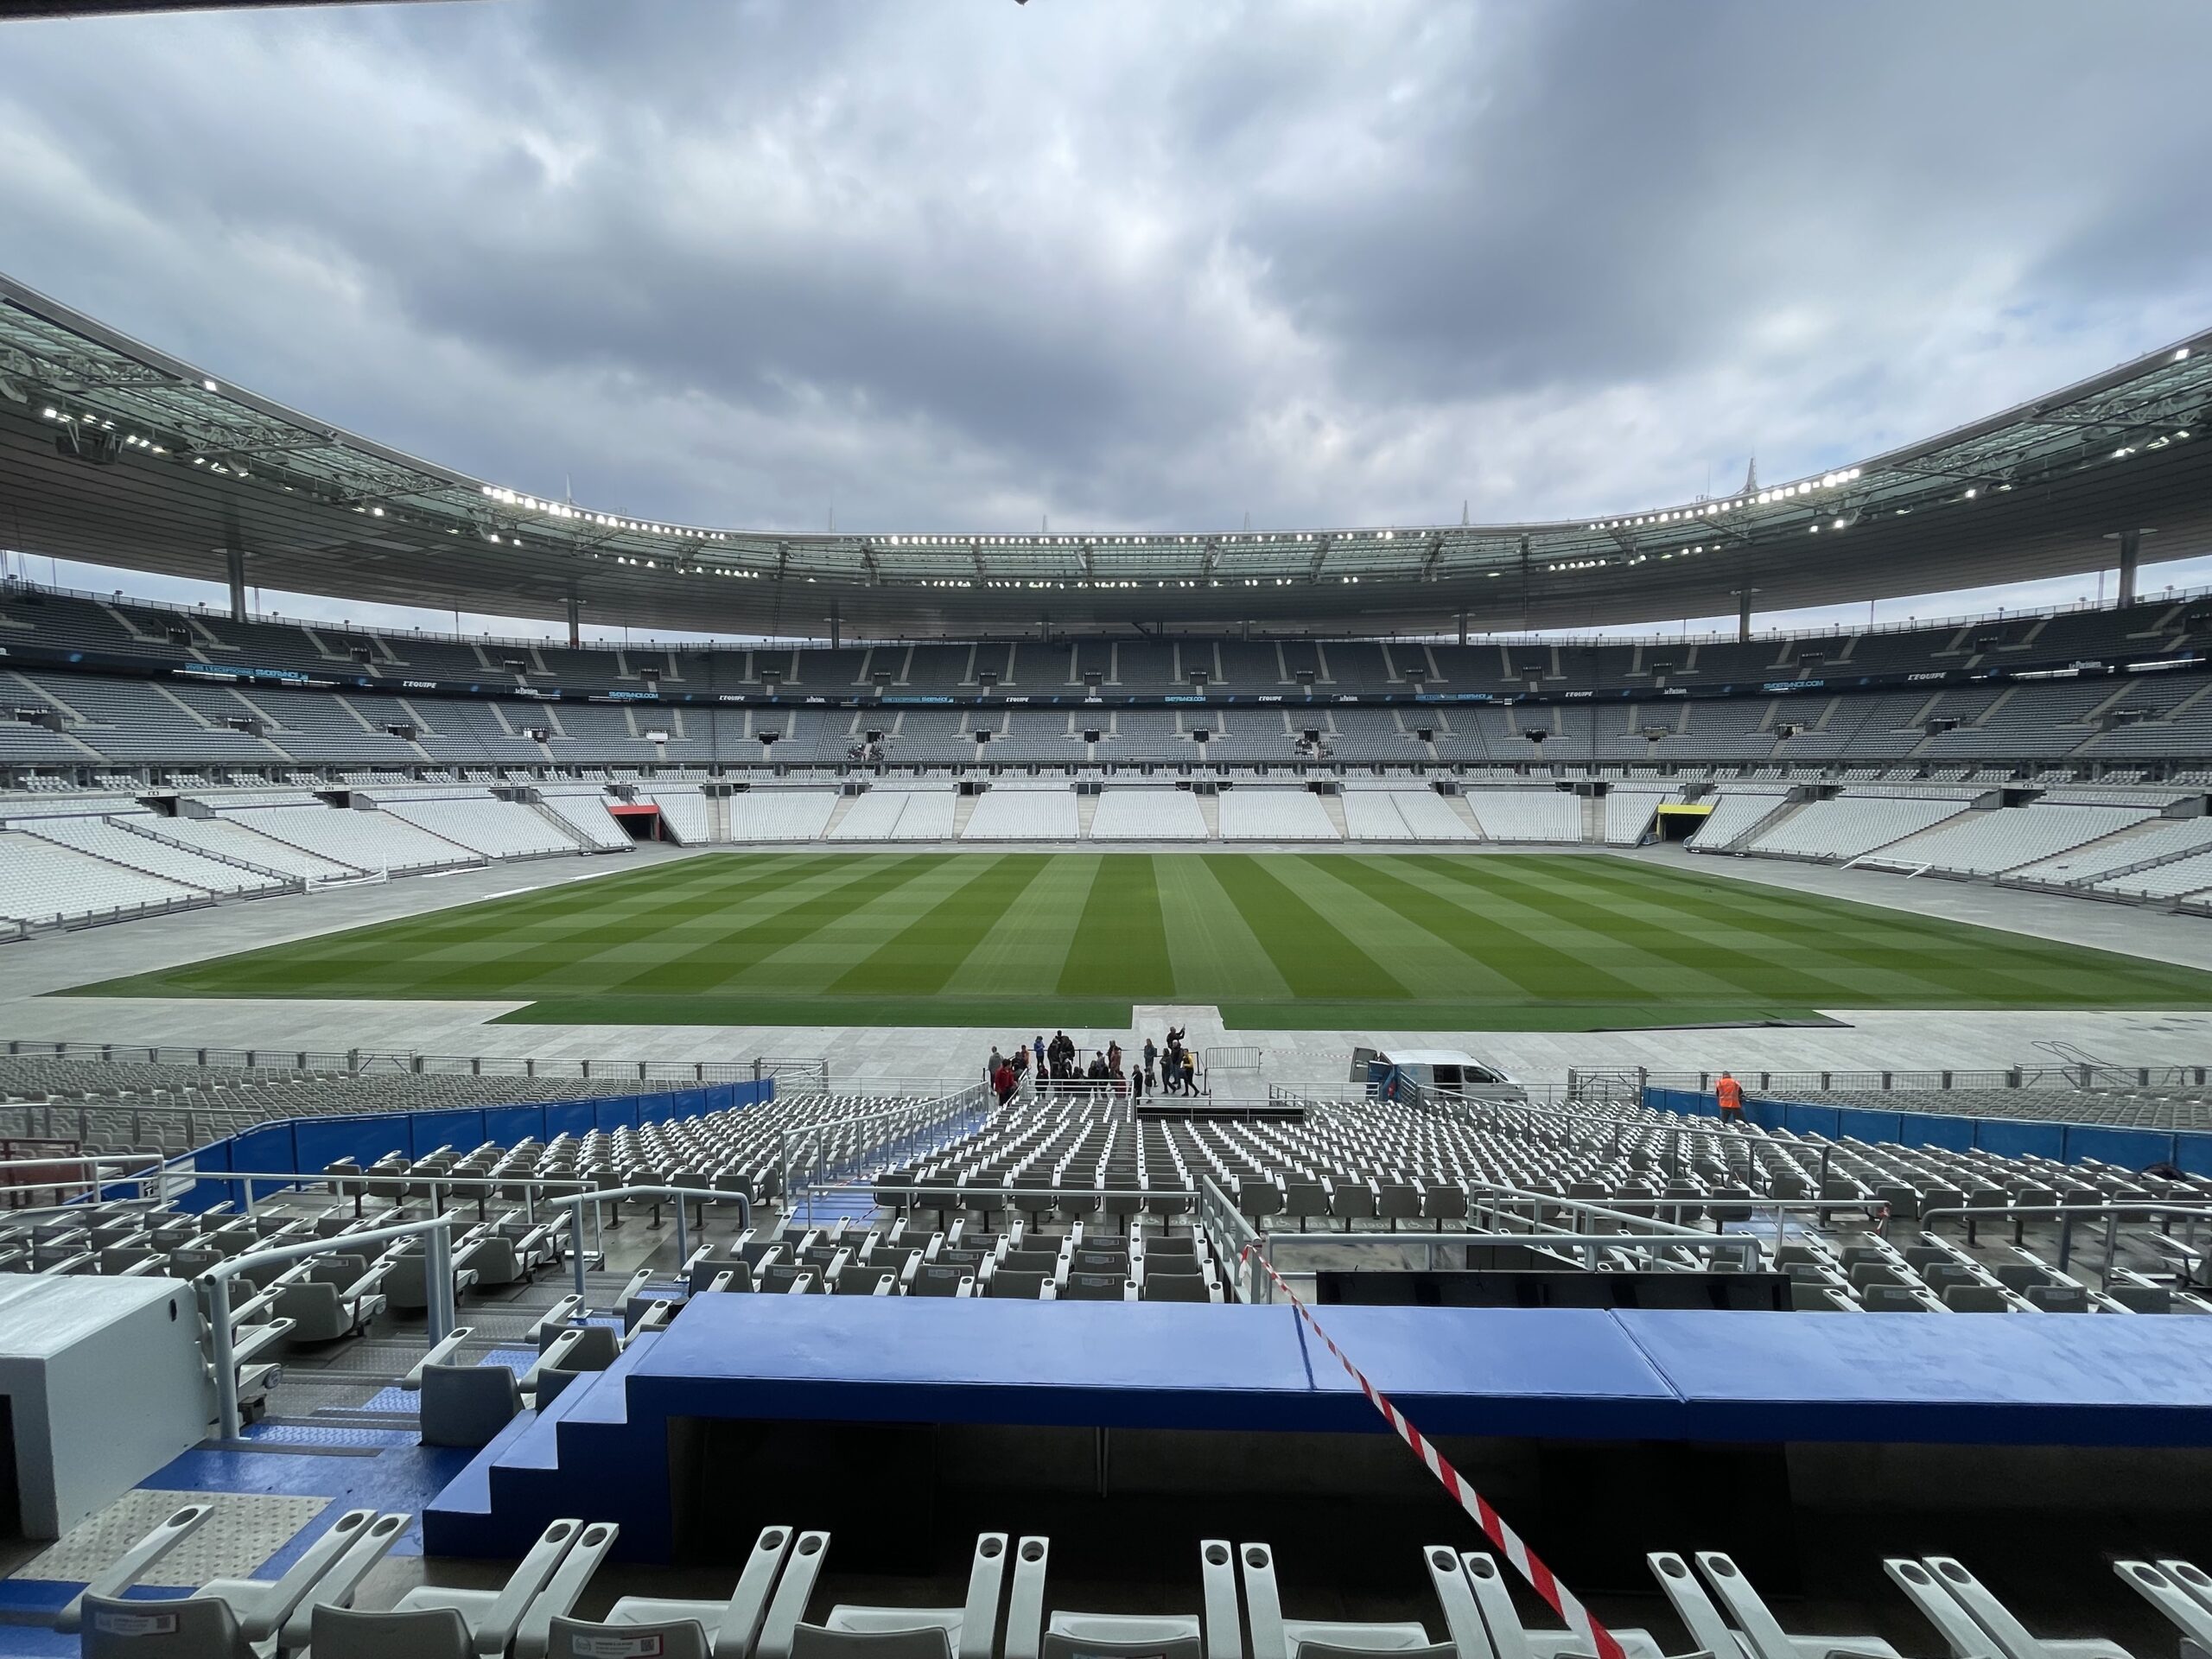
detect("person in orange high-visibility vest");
top-left (1715, 1071), bottom-right (1745, 1125)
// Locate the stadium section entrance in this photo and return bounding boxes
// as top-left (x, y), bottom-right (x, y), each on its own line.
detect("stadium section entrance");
top-left (1656, 802), bottom-right (1714, 842)
top-left (609, 803), bottom-right (665, 842)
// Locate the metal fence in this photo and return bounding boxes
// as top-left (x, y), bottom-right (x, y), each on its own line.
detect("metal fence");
top-left (0, 1040), bottom-right (829, 1089)
top-left (1568, 1064), bottom-right (2212, 1098)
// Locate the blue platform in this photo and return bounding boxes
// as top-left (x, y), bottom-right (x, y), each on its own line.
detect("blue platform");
top-left (423, 1297), bottom-right (2212, 1561)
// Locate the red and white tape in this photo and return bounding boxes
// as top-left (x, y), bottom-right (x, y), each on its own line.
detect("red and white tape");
top-left (1238, 1244), bottom-right (1625, 1659)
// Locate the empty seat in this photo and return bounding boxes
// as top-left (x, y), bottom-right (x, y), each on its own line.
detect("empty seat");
top-left (419, 1363), bottom-right (524, 1448)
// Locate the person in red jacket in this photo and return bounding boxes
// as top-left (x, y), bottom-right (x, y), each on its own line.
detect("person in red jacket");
top-left (993, 1058), bottom-right (1017, 1107)
top-left (1716, 1071), bottom-right (1745, 1125)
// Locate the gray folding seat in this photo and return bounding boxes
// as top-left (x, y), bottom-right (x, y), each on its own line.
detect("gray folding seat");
top-left (910, 1265), bottom-right (976, 1297)
top-left (1061, 1273), bottom-right (1131, 1301)
top-left (277, 1275), bottom-right (385, 1343)
top-left (1939, 1284), bottom-right (2012, 1313)
top-left (78, 1508), bottom-right (406, 1658)
top-left (986, 1268), bottom-right (1055, 1300)
top-left (1790, 1283), bottom-right (1852, 1311)
top-left (2025, 1282), bottom-right (2089, 1313)
top-left (1656, 1552), bottom-right (1899, 1659)
top-left (751, 1529), bottom-right (1013, 1659)
top-left (1862, 1285), bottom-right (1932, 1312)
top-left (1236, 1177), bottom-right (1283, 1226)
top-left (598, 1522), bottom-right (794, 1656)
top-left (2112, 1557), bottom-right (2212, 1655)
top-left (1421, 1184), bottom-right (1468, 1227)
top-left (1375, 1183), bottom-right (1422, 1230)
top-left (419, 1363), bottom-right (524, 1447)
top-left (320, 1519), bottom-right (619, 1659)
top-left (1140, 1272), bottom-right (1218, 1305)
top-left (1329, 1179), bottom-right (1378, 1230)
top-left (1281, 1178), bottom-right (1332, 1231)
top-left (835, 1269), bottom-right (896, 1296)
top-left (1240, 1540), bottom-right (1455, 1659)
top-left (1003, 1535), bottom-right (1239, 1659)
top-left (2110, 1283), bottom-right (2173, 1313)
top-left (759, 1265), bottom-right (824, 1294)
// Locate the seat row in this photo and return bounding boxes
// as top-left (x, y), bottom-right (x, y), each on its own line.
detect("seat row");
top-left (69, 1510), bottom-right (2212, 1659)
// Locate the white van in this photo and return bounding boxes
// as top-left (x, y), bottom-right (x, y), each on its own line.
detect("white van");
top-left (1356, 1047), bottom-right (1525, 1103)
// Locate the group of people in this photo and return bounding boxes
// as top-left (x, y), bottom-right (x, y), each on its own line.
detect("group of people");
top-left (985, 1027), bottom-right (1201, 1104)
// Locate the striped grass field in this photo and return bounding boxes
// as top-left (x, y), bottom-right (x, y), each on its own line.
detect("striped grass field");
top-left (68, 850), bottom-right (2212, 1030)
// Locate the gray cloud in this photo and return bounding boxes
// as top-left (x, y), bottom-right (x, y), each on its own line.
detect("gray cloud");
top-left (3, 0), bottom-right (2211, 631)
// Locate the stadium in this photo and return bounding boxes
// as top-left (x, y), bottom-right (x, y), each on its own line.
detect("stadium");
top-left (4, 5), bottom-right (2212, 1659)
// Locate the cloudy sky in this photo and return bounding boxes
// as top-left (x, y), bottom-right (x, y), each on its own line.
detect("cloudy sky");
top-left (3, 0), bottom-right (2211, 640)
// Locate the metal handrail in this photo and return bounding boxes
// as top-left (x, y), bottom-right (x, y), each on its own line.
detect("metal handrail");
top-left (776, 1084), bottom-right (994, 1218)
top-left (1260, 1228), bottom-right (1766, 1277)
top-left (1919, 1200), bottom-right (2212, 1285)
top-left (541, 1184), bottom-right (754, 1298)
top-left (201, 1213), bottom-right (462, 1441)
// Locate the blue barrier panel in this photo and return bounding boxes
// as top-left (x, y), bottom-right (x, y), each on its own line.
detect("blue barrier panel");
top-left (226, 1122), bottom-right (300, 1206)
top-left (594, 1095), bottom-right (643, 1131)
top-left (1779, 1102), bottom-right (1843, 1140)
top-left (293, 1115), bottom-right (397, 1179)
top-left (1978, 1119), bottom-right (2067, 1162)
top-left (545, 1100), bottom-right (596, 1140)
top-left (2177, 1133), bottom-right (2212, 1177)
top-left (410, 1109), bottom-right (488, 1159)
top-left (2063, 1126), bottom-right (2174, 1173)
top-left (484, 1104), bottom-right (545, 1149)
top-left (1835, 1108), bottom-right (1904, 1145)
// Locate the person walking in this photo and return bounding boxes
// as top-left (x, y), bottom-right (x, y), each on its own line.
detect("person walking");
top-left (1142, 1037), bottom-right (1158, 1092)
top-left (1106, 1039), bottom-right (1122, 1076)
top-left (1033, 1033), bottom-right (1046, 1076)
top-left (1180, 1046), bottom-right (1198, 1096)
top-left (1716, 1071), bottom-right (1745, 1126)
top-left (1128, 1059), bottom-right (1145, 1102)
top-left (993, 1056), bottom-right (1017, 1107)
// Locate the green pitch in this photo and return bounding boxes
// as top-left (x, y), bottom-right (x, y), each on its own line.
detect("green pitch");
top-left (67, 850), bottom-right (2212, 1030)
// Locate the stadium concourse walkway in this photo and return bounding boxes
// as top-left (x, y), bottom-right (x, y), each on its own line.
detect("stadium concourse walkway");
top-left (6, 840), bottom-right (2212, 1089)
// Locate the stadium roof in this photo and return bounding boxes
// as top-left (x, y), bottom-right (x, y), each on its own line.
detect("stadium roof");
top-left (3, 270), bottom-right (2210, 639)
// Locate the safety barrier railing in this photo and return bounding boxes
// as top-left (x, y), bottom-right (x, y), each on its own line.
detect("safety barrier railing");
top-left (1577, 1063), bottom-right (2212, 1096)
top-left (545, 1184), bottom-right (754, 1299)
top-left (776, 1084), bottom-right (995, 1223)
top-left (203, 1214), bottom-right (465, 1442)
top-left (1918, 1200), bottom-right (2212, 1287)
top-left (1, 1039), bottom-right (827, 1087)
